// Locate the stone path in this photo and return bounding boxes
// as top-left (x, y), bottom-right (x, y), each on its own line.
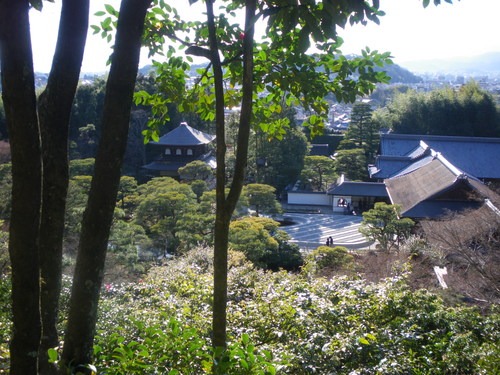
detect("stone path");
top-left (280, 213), bottom-right (373, 251)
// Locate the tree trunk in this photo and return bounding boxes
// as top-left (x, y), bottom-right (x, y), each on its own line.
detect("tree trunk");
top-left (0, 1), bottom-right (42, 373)
top-left (37, 1), bottom-right (89, 373)
top-left (205, 0), bottom-right (228, 351)
top-left (60, 0), bottom-right (151, 369)
top-left (211, 0), bottom-right (256, 353)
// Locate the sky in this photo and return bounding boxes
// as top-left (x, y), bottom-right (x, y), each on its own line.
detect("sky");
top-left (29, 0), bottom-right (500, 73)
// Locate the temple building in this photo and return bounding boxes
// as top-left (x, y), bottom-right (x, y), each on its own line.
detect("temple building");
top-left (142, 122), bottom-right (216, 179)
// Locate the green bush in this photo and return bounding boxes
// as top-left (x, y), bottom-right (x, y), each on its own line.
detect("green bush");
top-left (0, 275), bottom-right (11, 373)
top-left (2, 247), bottom-right (498, 374)
top-left (304, 245), bottom-right (354, 274)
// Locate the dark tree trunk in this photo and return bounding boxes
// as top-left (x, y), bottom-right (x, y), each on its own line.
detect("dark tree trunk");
top-left (0, 1), bottom-right (42, 374)
top-left (205, 0), bottom-right (228, 351)
top-left (60, 0), bottom-right (151, 369)
top-left (211, 0), bottom-right (256, 353)
top-left (37, 1), bottom-right (89, 373)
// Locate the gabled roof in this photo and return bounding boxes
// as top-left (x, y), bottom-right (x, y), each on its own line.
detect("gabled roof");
top-left (403, 200), bottom-right (483, 218)
top-left (384, 153), bottom-right (493, 218)
top-left (152, 122), bottom-right (215, 146)
top-left (375, 133), bottom-right (500, 179)
top-left (328, 181), bottom-right (388, 197)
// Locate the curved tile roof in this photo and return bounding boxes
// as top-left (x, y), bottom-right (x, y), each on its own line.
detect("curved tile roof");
top-left (152, 122), bottom-right (215, 146)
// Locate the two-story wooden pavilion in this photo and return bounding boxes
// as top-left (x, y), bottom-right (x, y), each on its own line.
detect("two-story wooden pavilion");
top-left (142, 122), bottom-right (216, 179)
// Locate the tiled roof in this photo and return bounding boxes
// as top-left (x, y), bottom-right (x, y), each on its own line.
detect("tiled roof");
top-left (383, 152), bottom-right (499, 218)
top-left (328, 181), bottom-right (388, 197)
top-left (385, 157), bottom-right (460, 215)
top-left (377, 133), bottom-right (500, 179)
top-left (152, 122), bottom-right (215, 146)
top-left (403, 200), bottom-right (483, 219)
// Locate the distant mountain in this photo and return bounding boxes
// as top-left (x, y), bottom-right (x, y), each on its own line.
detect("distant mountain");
top-left (399, 51), bottom-right (500, 75)
top-left (139, 61), bottom-right (422, 84)
top-left (377, 64), bottom-right (422, 84)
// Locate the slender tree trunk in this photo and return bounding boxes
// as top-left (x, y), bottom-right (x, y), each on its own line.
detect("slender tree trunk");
top-left (211, 0), bottom-right (256, 353)
top-left (206, 0), bottom-right (228, 351)
top-left (60, 0), bottom-right (151, 369)
top-left (0, 1), bottom-right (42, 373)
top-left (37, 1), bottom-right (89, 373)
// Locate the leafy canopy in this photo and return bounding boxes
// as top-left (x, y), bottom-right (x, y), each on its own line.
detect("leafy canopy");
top-left (110, 0), bottom-right (396, 142)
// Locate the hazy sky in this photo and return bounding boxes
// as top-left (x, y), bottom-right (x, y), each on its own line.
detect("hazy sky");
top-left (29, 0), bottom-right (500, 73)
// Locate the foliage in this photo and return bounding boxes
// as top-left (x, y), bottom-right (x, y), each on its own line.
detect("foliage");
top-left (108, 216), bottom-right (153, 274)
top-left (341, 101), bottom-right (380, 162)
top-left (300, 155), bottom-right (337, 191)
top-left (334, 148), bottom-right (368, 181)
top-left (77, 124), bottom-right (98, 158)
top-left (69, 157), bottom-right (95, 177)
top-left (304, 245), bottom-right (354, 275)
top-left (242, 183), bottom-right (282, 217)
top-left (178, 160), bottom-right (213, 182)
top-left (69, 79), bottom-right (106, 146)
top-left (360, 202), bottom-right (415, 251)
top-left (0, 164), bottom-right (11, 220)
top-left (117, 175), bottom-right (139, 212)
top-left (0, 274), bottom-right (11, 373)
top-left (1, 244), bottom-right (499, 373)
top-left (132, 0), bottom-right (394, 353)
top-left (134, 177), bottom-right (198, 254)
top-left (65, 175), bottom-right (93, 242)
top-left (190, 179), bottom-right (208, 202)
top-left (259, 229), bottom-right (303, 272)
top-left (375, 81), bottom-right (500, 137)
top-left (21, 246), bottom-right (495, 374)
top-left (250, 115), bottom-right (309, 192)
top-left (229, 216), bottom-right (301, 270)
top-left (135, 2), bottom-right (393, 141)
top-left (229, 217), bottom-right (280, 266)
top-left (0, 222), bottom-right (8, 277)
top-left (94, 319), bottom-right (276, 375)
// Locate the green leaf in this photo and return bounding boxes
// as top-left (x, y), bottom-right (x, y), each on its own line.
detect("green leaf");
top-left (29, 0), bottom-right (43, 11)
top-left (359, 337), bottom-right (370, 345)
top-left (47, 348), bottom-right (58, 363)
top-left (104, 3), bottom-right (117, 16)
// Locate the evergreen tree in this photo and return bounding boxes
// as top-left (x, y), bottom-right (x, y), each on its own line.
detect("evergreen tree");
top-left (343, 101), bottom-right (380, 162)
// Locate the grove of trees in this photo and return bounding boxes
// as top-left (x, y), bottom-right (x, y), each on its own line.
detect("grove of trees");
top-left (374, 81), bottom-right (500, 137)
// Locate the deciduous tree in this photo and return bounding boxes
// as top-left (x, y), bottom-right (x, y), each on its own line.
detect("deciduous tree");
top-left (1, 0), bottom-right (152, 372)
top-left (136, 0), bottom-right (395, 355)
